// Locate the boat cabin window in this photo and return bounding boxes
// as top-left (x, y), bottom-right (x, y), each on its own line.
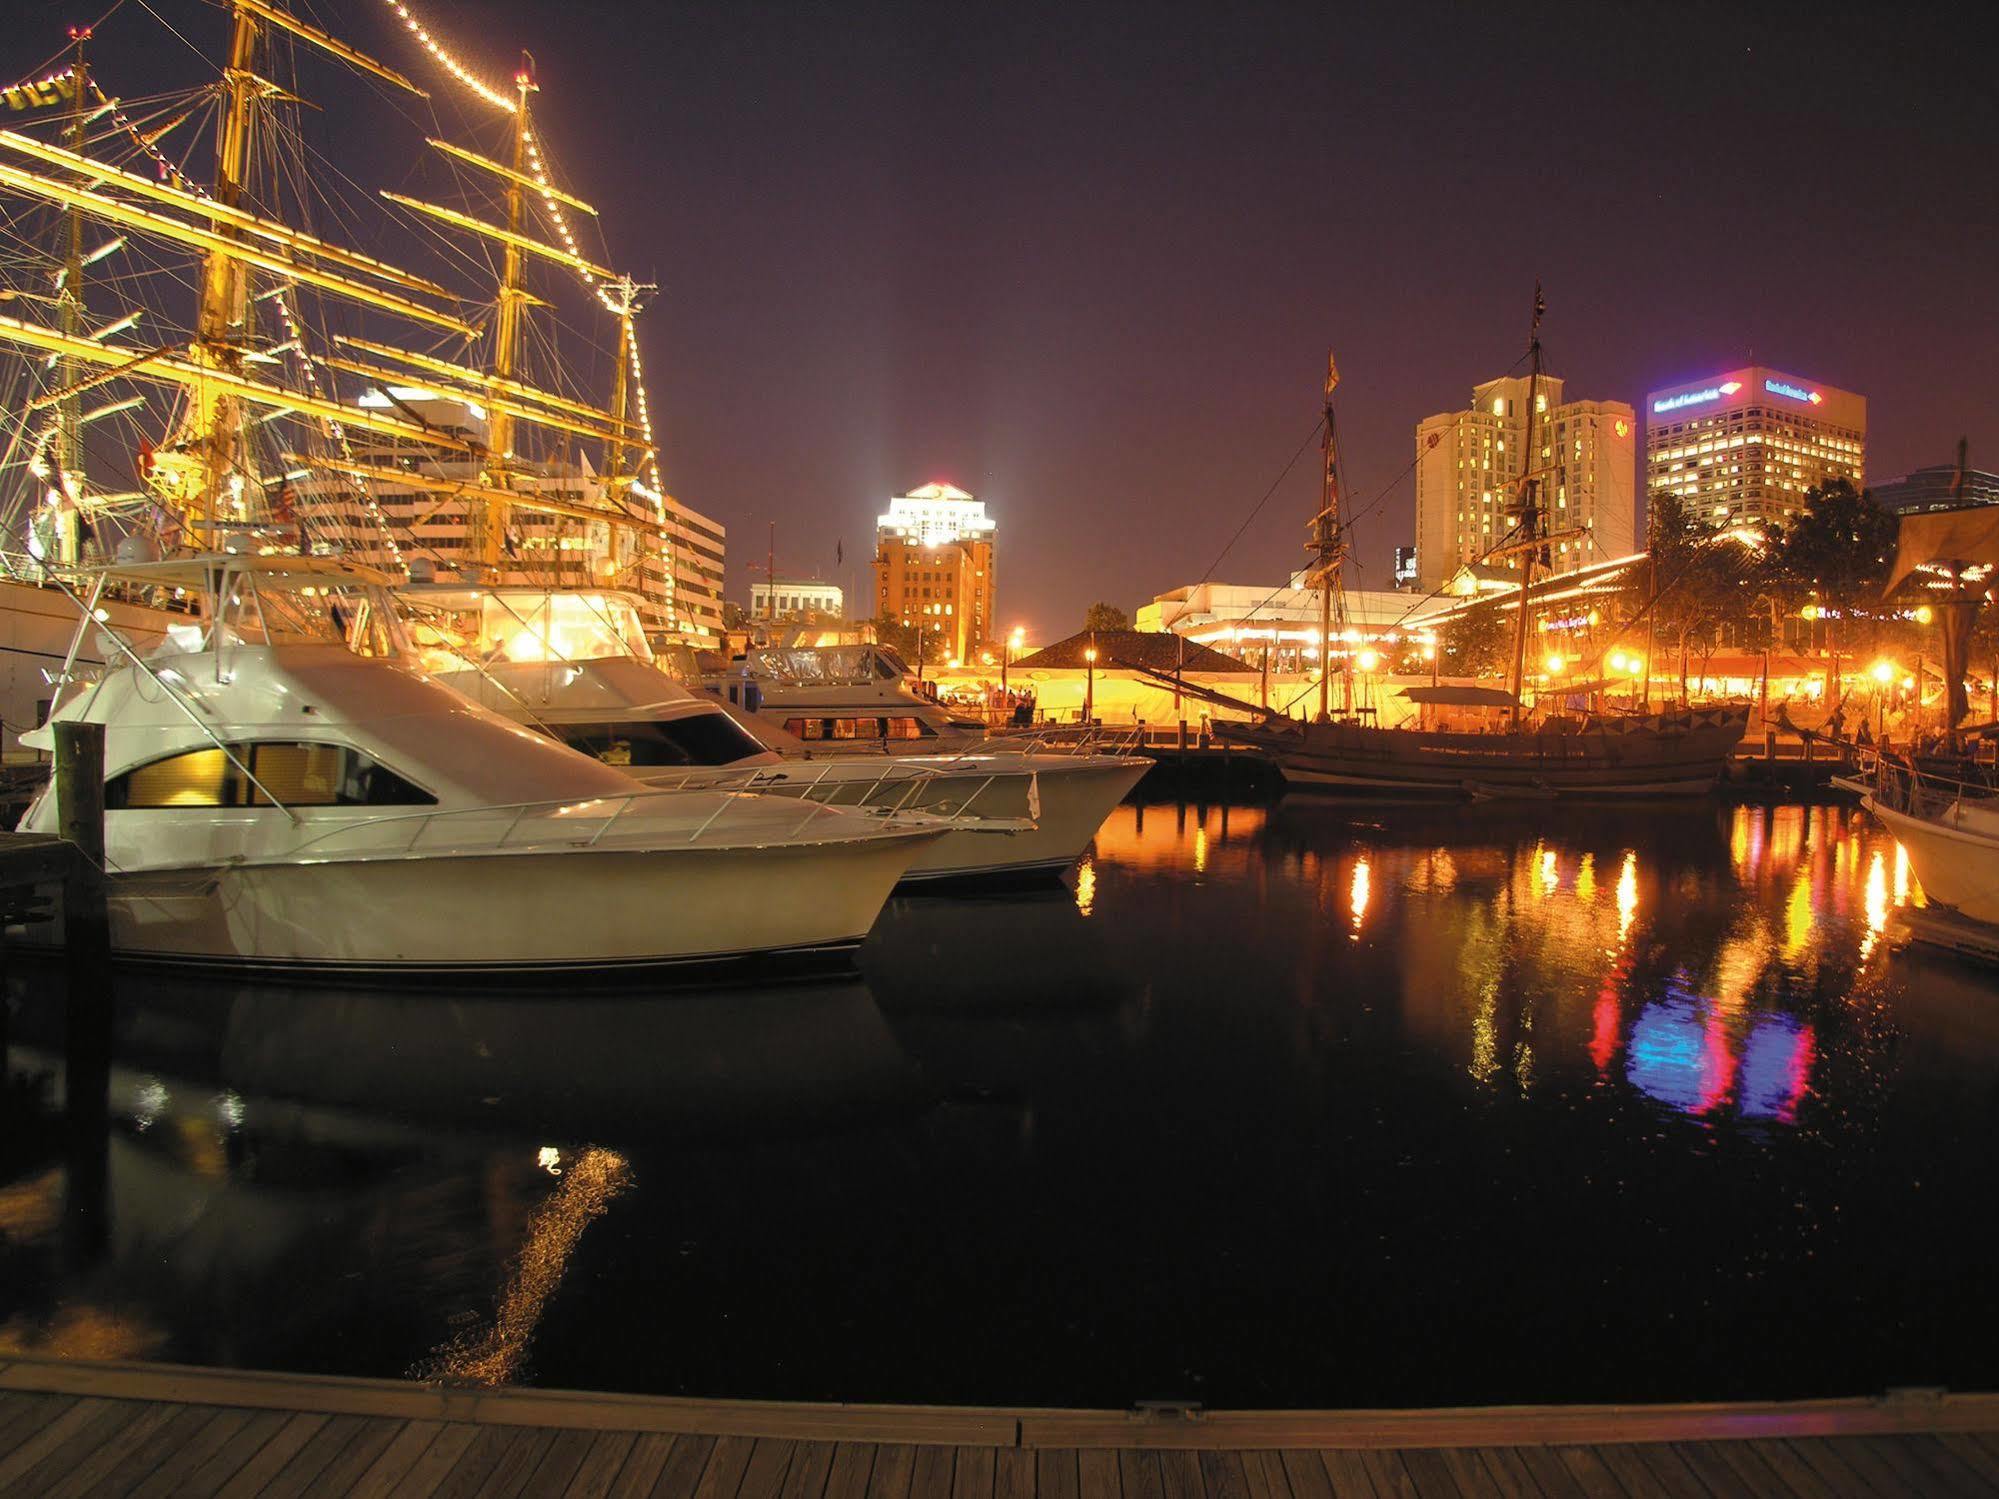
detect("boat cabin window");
top-left (214, 580), bottom-right (406, 657)
top-left (106, 742), bottom-right (436, 809)
top-left (781, 716), bottom-right (930, 741)
top-left (553, 715), bottom-right (767, 767)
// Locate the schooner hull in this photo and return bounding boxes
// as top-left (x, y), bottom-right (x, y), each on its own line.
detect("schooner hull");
top-left (17, 835), bottom-right (934, 976)
top-left (1220, 708), bottom-right (1751, 799)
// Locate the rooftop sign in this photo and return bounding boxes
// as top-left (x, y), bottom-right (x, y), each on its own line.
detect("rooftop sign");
top-left (1764, 379), bottom-right (1823, 405)
top-left (1651, 380), bottom-right (1741, 414)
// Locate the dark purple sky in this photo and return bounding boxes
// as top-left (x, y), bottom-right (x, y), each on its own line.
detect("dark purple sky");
top-left (55, 0), bottom-right (1999, 638)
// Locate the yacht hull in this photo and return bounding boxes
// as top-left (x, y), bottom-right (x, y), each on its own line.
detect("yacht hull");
top-left (1865, 798), bottom-right (1999, 927)
top-left (17, 834), bottom-right (932, 975)
top-left (899, 757), bottom-right (1151, 881)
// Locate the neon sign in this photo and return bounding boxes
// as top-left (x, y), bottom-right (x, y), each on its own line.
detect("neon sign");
top-left (1764, 379), bottom-right (1823, 405)
top-left (1651, 380), bottom-right (1741, 414)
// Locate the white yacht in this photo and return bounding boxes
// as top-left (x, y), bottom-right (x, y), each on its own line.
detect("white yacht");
top-left (11, 556), bottom-right (939, 974)
top-left (1851, 763), bottom-right (1999, 926)
top-left (406, 588), bottom-right (1150, 882)
top-left (706, 642), bottom-right (992, 750)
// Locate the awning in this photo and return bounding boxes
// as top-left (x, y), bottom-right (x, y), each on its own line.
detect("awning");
top-left (1399, 684), bottom-right (1518, 707)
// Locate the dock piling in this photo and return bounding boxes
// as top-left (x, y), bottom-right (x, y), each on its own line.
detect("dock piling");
top-left (54, 720), bottom-right (111, 1262)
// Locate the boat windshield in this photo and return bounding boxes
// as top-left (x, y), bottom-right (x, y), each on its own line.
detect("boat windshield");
top-left (749, 645), bottom-right (902, 685)
top-left (478, 592), bottom-right (654, 665)
top-left (205, 577), bottom-right (407, 658)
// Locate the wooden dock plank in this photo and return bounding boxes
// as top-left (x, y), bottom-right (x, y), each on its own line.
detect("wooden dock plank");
top-left (1890, 1433), bottom-right (1995, 1495)
top-left (1843, 1435), bottom-right (1975, 1496)
top-left (84, 1404), bottom-right (224, 1499)
top-left (953, 1443), bottom-right (998, 1499)
top-left (384, 1421), bottom-right (485, 1499)
top-left (480, 1426), bottom-right (563, 1499)
top-left (914, 1443), bottom-right (960, 1499)
top-left (154, 1407), bottom-right (295, 1499)
top-left (994, 1447), bottom-right (1035, 1499)
top-left (0, 1391), bottom-right (75, 1459)
top-left (39, 1401), bottom-right (189, 1499)
top-left (823, 1444), bottom-right (881, 1499)
top-left (1508, 1447), bottom-right (1587, 1499)
top-left (689, 1436), bottom-right (762, 1499)
top-left (125, 1406), bottom-right (262, 1499)
top-left (1238, 1451), bottom-right (1292, 1499)
top-left (3, 1396), bottom-right (149, 1495)
top-left (1079, 1448), bottom-right (1122, 1499)
top-left (422, 1422), bottom-right (534, 1499)
top-left (213, 1412), bottom-right (334, 1499)
top-left (560, 1430), bottom-right (639, 1499)
top-left (647, 1433), bottom-right (717, 1499)
top-left (1040, 1449), bottom-right (1082, 1499)
top-left (1394, 1447), bottom-right (1467, 1499)
top-left (1435, 1449), bottom-right (1511, 1499)
top-left (343, 1416), bottom-right (444, 1498)
top-left (1358, 1448), bottom-right (1422, 1498)
top-left (1277, 1449), bottom-right (1339, 1499)
top-left (1776, 1437), bottom-right (1873, 1499)
top-left (783, 1440), bottom-right (840, 1499)
top-left (868, 1443), bottom-right (920, 1499)
top-left (741, 1439), bottom-right (802, 1499)
top-left (1932, 1432), bottom-right (1999, 1489)
top-left (1464, 1449), bottom-right (1544, 1499)
top-left (1549, 1445), bottom-right (1628, 1499)
top-left (1313, 1448), bottom-right (1379, 1498)
top-left (1158, 1448), bottom-right (1206, 1499)
top-left (1200, 1450), bottom-right (1255, 1499)
top-left (521, 1428), bottom-right (603, 1497)
top-left (0, 1394), bottom-right (118, 1487)
top-left (1698, 1440), bottom-right (1807, 1499)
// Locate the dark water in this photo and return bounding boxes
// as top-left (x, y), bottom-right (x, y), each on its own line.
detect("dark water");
top-left (5, 796), bottom-right (1999, 1410)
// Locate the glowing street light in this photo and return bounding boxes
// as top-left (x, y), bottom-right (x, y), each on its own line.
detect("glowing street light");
top-left (1356, 648), bottom-right (1380, 672)
top-left (1084, 642), bottom-right (1099, 725)
top-left (1544, 652), bottom-right (1566, 677)
top-left (1870, 659), bottom-right (1896, 685)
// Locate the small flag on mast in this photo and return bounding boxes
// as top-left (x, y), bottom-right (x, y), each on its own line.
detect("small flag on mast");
top-left (836, 539), bottom-right (844, 566)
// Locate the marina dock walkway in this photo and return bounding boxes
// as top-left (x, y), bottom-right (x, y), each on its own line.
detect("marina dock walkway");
top-left (1, 1357), bottom-right (1996, 1496)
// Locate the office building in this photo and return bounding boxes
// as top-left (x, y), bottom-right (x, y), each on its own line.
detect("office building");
top-left (1871, 463), bottom-right (1999, 514)
top-left (750, 578), bottom-right (844, 621)
top-left (1644, 367), bottom-right (1865, 531)
top-left (1415, 374), bottom-right (1637, 592)
top-left (872, 483), bottom-right (996, 664)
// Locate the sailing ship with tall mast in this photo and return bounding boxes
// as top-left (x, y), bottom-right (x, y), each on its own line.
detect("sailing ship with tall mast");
top-left (1220, 293), bottom-right (1751, 798)
top-left (0, 0), bottom-right (726, 755)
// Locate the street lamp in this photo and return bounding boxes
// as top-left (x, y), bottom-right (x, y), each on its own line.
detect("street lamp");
top-left (1084, 643), bottom-right (1098, 725)
top-left (1002, 625), bottom-right (1025, 701)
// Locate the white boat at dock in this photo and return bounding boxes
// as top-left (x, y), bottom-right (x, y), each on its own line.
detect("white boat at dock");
top-left (409, 587), bottom-right (1150, 882)
top-left (10, 556), bottom-right (939, 974)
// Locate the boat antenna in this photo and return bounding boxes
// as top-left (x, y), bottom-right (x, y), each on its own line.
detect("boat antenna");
top-left (1308, 349), bottom-right (1348, 723)
top-left (1504, 284), bottom-right (1546, 729)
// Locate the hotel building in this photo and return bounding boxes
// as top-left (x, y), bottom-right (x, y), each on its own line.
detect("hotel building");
top-left (1414, 374), bottom-right (1637, 593)
top-left (1871, 463), bottom-right (1999, 514)
top-left (872, 483), bottom-right (997, 664)
top-left (750, 578), bottom-right (844, 620)
top-left (1643, 368), bottom-right (1865, 532)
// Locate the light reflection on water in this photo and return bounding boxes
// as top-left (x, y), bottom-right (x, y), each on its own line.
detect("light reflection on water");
top-left (4, 796), bottom-right (1999, 1413)
top-left (1089, 799), bottom-right (1918, 1125)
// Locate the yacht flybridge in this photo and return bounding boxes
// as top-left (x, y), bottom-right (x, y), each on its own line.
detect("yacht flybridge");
top-left (12, 556), bottom-right (940, 973)
top-left (405, 586), bottom-right (1151, 882)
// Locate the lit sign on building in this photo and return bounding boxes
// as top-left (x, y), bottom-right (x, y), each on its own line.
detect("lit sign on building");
top-left (1763, 379), bottom-right (1823, 405)
top-left (1651, 380), bottom-right (1743, 415)
top-left (1393, 546), bottom-right (1418, 587)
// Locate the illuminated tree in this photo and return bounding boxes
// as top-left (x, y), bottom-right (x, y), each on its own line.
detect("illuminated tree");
top-left (1083, 602), bottom-right (1129, 632)
top-left (1440, 605), bottom-right (1508, 678)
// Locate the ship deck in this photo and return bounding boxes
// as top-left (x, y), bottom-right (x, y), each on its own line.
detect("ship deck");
top-left (2, 1356), bottom-right (1996, 1496)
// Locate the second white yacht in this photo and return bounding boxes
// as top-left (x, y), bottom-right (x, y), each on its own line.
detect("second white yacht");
top-left (407, 588), bottom-right (1151, 882)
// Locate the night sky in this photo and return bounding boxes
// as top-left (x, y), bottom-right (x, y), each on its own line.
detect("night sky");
top-left (33, 0), bottom-right (1999, 636)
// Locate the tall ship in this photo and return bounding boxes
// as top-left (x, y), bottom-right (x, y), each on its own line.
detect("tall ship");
top-left (0, 0), bottom-right (726, 759)
top-left (1219, 298), bottom-right (1749, 797)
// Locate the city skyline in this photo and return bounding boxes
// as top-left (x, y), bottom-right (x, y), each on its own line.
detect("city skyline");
top-left (69, 0), bottom-right (1998, 639)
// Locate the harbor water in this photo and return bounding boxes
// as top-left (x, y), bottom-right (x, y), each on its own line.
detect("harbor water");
top-left (4, 796), bottom-right (1997, 1410)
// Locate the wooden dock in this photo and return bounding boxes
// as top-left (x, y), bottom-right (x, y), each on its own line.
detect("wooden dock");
top-left (2, 1357), bottom-right (1997, 1497)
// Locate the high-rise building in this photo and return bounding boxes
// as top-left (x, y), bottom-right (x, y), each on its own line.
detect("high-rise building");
top-left (1643, 367), bottom-right (1865, 532)
top-left (1392, 546), bottom-right (1419, 590)
top-left (1414, 375), bottom-right (1637, 592)
top-left (1870, 463), bottom-right (1999, 514)
top-left (872, 483), bottom-right (997, 664)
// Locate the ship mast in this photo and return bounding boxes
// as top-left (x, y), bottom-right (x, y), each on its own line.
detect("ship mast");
top-left (1308, 350), bottom-right (1348, 723)
top-left (474, 55), bottom-right (539, 577)
top-left (52, 26), bottom-right (89, 565)
top-left (1504, 286), bottom-right (1547, 729)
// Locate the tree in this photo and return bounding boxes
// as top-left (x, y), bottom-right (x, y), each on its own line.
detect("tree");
top-left (865, 614), bottom-right (918, 656)
top-left (1766, 479), bottom-right (1897, 701)
top-left (1440, 604), bottom-right (1508, 678)
top-left (1083, 602), bottom-right (1129, 632)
